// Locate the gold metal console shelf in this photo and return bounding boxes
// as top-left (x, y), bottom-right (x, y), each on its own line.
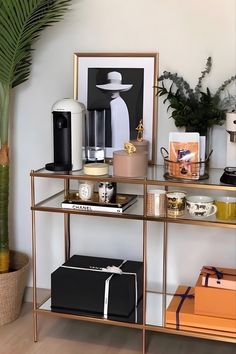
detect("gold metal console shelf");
top-left (30, 165), bottom-right (236, 353)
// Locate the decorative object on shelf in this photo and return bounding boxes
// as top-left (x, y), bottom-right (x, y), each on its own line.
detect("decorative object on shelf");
top-left (169, 132), bottom-right (200, 180)
top-left (166, 285), bottom-right (236, 338)
top-left (160, 130), bottom-right (214, 182)
top-left (113, 142), bottom-right (148, 178)
top-left (51, 254), bottom-right (143, 318)
top-left (0, 0), bottom-right (71, 282)
top-left (186, 196), bottom-right (217, 218)
top-left (124, 142), bottom-right (136, 154)
top-left (147, 189), bottom-right (166, 217)
top-left (98, 182), bottom-right (117, 203)
top-left (45, 98), bottom-right (85, 172)
top-left (157, 57), bottom-right (236, 135)
top-left (83, 162), bottom-right (109, 176)
top-left (73, 52), bottom-right (159, 163)
top-left (195, 272), bottom-right (236, 320)
top-left (220, 112), bottom-right (236, 185)
top-left (78, 181), bottom-right (94, 201)
top-left (200, 266), bottom-right (236, 291)
top-left (85, 109), bottom-right (106, 163)
top-left (136, 119), bottom-right (144, 142)
top-left (62, 192), bottom-right (137, 214)
top-left (0, 251), bottom-right (29, 325)
top-left (161, 147), bottom-right (212, 181)
top-left (130, 119), bottom-right (150, 156)
top-left (215, 196), bottom-right (236, 221)
top-left (157, 57), bottom-right (236, 161)
top-left (166, 191), bottom-right (186, 217)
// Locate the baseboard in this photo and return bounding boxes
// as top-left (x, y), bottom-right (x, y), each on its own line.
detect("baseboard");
top-left (24, 287), bottom-right (50, 304)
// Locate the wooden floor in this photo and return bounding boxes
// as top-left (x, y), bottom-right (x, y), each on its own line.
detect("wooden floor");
top-left (0, 303), bottom-right (235, 354)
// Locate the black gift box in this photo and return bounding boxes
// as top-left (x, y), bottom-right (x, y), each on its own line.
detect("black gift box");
top-left (51, 255), bottom-right (143, 318)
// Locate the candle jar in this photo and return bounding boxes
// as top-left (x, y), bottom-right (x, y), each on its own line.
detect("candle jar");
top-left (78, 181), bottom-right (94, 201)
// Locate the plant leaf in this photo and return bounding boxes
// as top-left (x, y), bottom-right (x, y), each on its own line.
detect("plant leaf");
top-left (0, 0), bottom-right (71, 88)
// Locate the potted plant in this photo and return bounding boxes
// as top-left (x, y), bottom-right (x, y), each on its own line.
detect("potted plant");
top-left (157, 57), bottom-right (236, 138)
top-left (0, 0), bottom-right (71, 325)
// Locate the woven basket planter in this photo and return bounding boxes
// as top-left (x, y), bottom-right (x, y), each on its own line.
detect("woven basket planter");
top-left (0, 250), bottom-right (30, 325)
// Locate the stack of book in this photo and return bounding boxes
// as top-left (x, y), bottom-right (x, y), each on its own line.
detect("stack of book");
top-left (61, 192), bottom-right (137, 214)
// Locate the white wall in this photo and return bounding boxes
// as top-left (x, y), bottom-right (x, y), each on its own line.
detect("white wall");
top-left (10, 0), bottom-right (236, 296)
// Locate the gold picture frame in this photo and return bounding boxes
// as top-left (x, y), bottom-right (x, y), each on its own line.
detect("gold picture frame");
top-left (73, 52), bottom-right (159, 163)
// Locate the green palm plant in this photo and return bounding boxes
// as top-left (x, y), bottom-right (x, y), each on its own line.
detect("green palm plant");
top-left (0, 0), bottom-right (71, 273)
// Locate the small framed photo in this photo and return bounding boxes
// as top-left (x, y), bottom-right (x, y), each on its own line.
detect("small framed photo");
top-left (73, 52), bottom-right (159, 163)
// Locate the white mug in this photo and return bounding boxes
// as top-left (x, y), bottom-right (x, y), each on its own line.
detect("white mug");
top-left (186, 196), bottom-right (217, 217)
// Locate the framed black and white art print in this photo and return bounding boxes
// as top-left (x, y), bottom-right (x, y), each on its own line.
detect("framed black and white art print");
top-left (73, 53), bottom-right (159, 163)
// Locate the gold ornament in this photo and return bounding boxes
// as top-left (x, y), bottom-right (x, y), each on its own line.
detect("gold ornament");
top-left (136, 119), bottom-right (144, 142)
top-left (124, 142), bottom-right (136, 154)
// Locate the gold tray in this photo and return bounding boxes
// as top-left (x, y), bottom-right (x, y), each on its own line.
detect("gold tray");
top-left (65, 191), bottom-right (137, 208)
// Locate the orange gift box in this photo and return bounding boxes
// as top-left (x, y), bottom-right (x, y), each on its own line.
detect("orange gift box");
top-left (165, 285), bottom-right (236, 336)
top-left (195, 275), bottom-right (236, 319)
top-left (166, 323), bottom-right (236, 339)
top-left (201, 266), bottom-right (236, 291)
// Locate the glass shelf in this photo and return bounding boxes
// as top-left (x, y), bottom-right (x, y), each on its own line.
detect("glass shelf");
top-left (37, 297), bottom-right (143, 328)
top-left (31, 191), bottom-right (235, 228)
top-left (31, 165), bottom-right (236, 346)
top-left (146, 213), bottom-right (236, 229)
top-left (32, 192), bottom-right (144, 220)
top-left (147, 166), bottom-right (236, 190)
top-left (31, 165), bottom-right (236, 191)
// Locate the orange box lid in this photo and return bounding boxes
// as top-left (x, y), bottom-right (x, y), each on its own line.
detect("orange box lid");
top-left (201, 266), bottom-right (236, 290)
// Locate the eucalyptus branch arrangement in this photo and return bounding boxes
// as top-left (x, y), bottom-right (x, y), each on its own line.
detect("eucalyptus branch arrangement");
top-left (157, 57), bottom-right (236, 135)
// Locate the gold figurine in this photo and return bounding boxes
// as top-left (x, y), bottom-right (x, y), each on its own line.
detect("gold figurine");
top-left (136, 119), bottom-right (144, 142)
top-left (124, 142), bottom-right (136, 155)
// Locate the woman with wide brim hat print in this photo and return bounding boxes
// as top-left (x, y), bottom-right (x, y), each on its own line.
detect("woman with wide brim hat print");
top-left (96, 71), bottom-right (133, 150)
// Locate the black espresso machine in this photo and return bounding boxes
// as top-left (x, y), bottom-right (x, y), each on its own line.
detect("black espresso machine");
top-left (45, 98), bottom-right (85, 172)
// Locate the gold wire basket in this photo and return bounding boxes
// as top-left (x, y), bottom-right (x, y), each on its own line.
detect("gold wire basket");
top-left (161, 147), bottom-right (213, 181)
